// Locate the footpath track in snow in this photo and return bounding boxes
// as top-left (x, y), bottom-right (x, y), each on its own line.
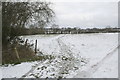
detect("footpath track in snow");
top-left (57, 35), bottom-right (75, 61)
top-left (56, 35), bottom-right (81, 78)
top-left (74, 44), bottom-right (119, 78)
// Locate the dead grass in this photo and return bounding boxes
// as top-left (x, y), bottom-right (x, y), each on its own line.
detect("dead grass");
top-left (2, 44), bottom-right (54, 65)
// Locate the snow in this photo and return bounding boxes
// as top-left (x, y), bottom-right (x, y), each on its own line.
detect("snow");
top-left (92, 49), bottom-right (118, 78)
top-left (1, 33), bottom-right (118, 78)
top-left (1, 61), bottom-right (38, 78)
top-left (0, 68), bottom-right (2, 80)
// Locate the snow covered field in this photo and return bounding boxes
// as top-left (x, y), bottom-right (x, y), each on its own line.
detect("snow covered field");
top-left (1, 33), bottom-right (118, 78)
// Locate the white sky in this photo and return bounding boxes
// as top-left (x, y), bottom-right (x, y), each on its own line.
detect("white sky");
top-left (51, 1), bottom-right (118, 28)
top-left (2, 0), bottom-right (119, 28)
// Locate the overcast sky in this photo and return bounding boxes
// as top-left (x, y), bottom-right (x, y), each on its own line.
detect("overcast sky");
top-left (51, 2), bottom-right (118, 29)
top-left (3, 0), bottom-right (118, 29)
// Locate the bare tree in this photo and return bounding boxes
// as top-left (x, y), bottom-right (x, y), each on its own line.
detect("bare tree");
top-left (2, 2), bottom-right (55, 44)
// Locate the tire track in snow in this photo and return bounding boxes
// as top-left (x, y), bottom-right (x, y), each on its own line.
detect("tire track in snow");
top-left (74, 45), bottom-right (119, 78)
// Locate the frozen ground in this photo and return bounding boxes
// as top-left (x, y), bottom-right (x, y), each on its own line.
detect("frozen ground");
top-left (1, 33), bottom-right (118, 78)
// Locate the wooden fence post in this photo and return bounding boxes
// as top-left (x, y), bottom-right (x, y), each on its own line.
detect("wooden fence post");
top-left (25, 39), bottom-right (28, 47)
top-left (14, 40), bottom-right (20, 61)
top-left (14, 47), bottom-right (20, 61)
top-left (35, 39), bottom-right (37, 54)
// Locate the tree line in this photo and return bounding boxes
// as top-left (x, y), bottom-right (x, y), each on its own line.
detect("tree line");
top-left (12, 27), bottom-right (120, 35)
